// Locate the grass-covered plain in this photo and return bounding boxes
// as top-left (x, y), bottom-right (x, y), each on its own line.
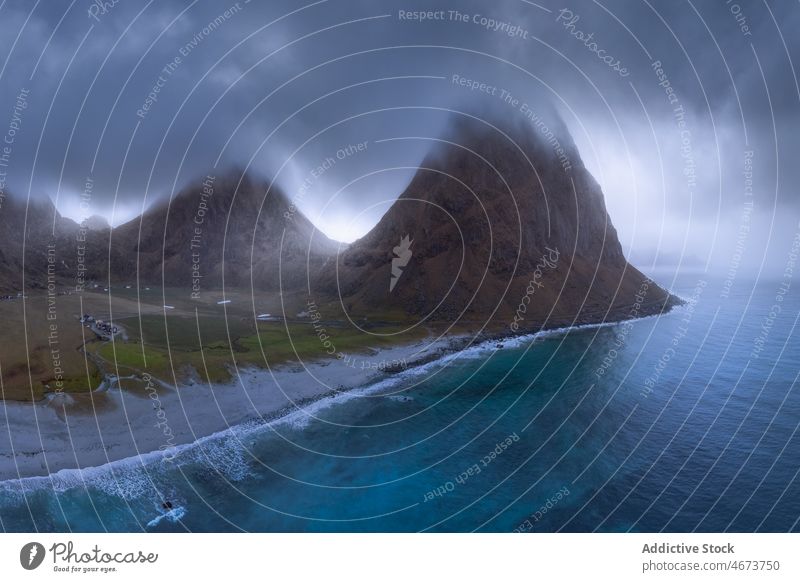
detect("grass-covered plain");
top-left (94, 313), bottom-right (425, 386)
top-left (0, 290), bottom-right (159, 401)
top-left (1, 287), bottom-right (427, 401)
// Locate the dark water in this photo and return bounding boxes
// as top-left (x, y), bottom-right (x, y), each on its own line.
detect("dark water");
top-left (2, 273), bottom-right (799, 532)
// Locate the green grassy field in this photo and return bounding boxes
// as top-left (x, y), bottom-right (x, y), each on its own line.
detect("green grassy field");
top-left (0, 290), bottom-right (160, 401)
top-left (0, 287), bottom-right (427, 401)
top-left (94, 315), bottom-right (425, 386)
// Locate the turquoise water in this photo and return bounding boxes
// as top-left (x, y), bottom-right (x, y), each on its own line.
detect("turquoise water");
top-left (1, 274), bottom-right (799, 532)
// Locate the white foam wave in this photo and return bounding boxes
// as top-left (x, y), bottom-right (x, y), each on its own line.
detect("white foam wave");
top-left (147, 505), bottom-right (186, 528)
top-left (0, 313), bottom-right (671, 501)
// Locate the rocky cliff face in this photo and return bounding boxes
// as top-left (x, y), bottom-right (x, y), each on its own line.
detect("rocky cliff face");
top-left (313, 112), bottom-right (676, 329)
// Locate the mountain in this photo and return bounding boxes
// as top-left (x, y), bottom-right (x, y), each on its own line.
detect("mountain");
top-left (1, 117), bottom-right (678, 334)
top-left (83, 214), bottom-right (110, 231)
top-left (313, 111), bottom-right (678, 330)
top-left (109, 170), bottom-right (338, 292)
top-left (0, 195), bottom-right (109, 293)
top-left (0, 195), bottom-right (56, 292)
top-left (0, 170), bottom-right (338, 295)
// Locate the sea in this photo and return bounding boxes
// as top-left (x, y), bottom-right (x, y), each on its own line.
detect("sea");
top-left (1, 272), bottom-right (799, 532)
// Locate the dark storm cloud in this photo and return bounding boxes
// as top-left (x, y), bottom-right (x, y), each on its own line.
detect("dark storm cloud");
top-left (0, 0), bottom-right (797, 273)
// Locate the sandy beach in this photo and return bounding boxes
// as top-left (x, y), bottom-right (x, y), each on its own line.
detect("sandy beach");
top-left (0, 298), bottom-right (676, 483)
top-left (0, 337), bottom-right (455, 482)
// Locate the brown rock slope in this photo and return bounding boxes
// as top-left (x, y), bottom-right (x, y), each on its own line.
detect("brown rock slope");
top-left (0, 195), bottom-right (111, 293)
top-left (109, 170), bottom-right (338, 292)
top-left (314, 112), bottom-right (679, 331)
top-left (0, 170), bottom-right (338, 296)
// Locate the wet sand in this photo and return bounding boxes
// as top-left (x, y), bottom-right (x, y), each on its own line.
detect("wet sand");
top-left (0, 299), bottom-right (677, 483)
top-left (0, 338), bottom-right (449, 482)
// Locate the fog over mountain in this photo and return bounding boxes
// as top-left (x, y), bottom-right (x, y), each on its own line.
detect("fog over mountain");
top-left (0, 0), bottom-right (797, 278)
top-left (315, 107), bottom-right (677, 326)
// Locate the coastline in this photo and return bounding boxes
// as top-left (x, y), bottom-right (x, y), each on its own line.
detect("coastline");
top-left (0, 298), bottom-right (678, 484)
top-left (0, 337), bottom-right (446, 483)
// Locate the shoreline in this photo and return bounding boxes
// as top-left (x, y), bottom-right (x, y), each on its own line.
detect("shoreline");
top-left (0, 336), bottom-right (446, 483)
top-left (0, 298), bottom-right (679, 484)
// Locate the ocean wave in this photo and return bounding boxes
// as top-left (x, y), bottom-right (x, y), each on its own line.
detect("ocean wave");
top-left (0, 314), bottom-right (669, 502)
top-left (146, 505), bottom-right (186, 528)
top-left (0, 421), bottom-right (262, 502)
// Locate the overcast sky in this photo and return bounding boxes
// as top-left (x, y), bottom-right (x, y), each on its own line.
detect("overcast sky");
top-left (0, 0), bottom-right (797, 277)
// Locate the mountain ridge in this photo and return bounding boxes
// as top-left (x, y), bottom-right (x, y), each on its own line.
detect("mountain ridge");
top-left (0, 170), bottom-right (339, 294)
top-left (0, 109), bottom-right (679, 334)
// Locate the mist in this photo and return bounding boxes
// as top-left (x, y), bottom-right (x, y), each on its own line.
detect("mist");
top-left (0, 0), bottom-right (796, 277)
